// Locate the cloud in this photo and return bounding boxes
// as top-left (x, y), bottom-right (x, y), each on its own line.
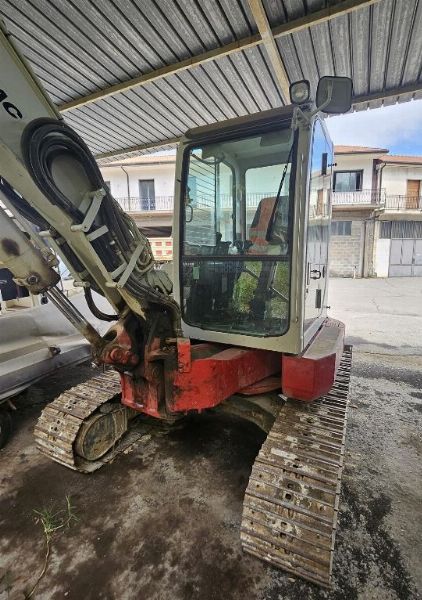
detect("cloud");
top-left (325, 99), bottom-right (422, 155)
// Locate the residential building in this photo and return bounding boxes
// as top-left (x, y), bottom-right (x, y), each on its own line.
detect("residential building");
top-left (102, 154), bottom-right (176, 237)
top-left (100, 146), bottom-right (422, 277)
top-left (331, 147), bottom-right (422, 278)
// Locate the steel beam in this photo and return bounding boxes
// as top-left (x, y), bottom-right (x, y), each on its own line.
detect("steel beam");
top-left (247, 0), bottom-right (290, 104)
top-left (96, 136), bottom-right (181, 163)
top-left (352, 83), bottom-right (422, 106)
top-left (61, 0), bottom-right (379, 113)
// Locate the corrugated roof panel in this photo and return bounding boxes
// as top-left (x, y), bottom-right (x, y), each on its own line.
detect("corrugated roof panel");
top-left (263, 0), bottom-right (345, 26)
top-left (199, 58), bottom-right (251, 117)
top-left (0, 15), bottom-right (94, 101)
top-left (142, 77), bottom-right (207, 128)
top-left (276, 36), bottom-right (304, 83)
top-left (308, 21), bottom-right (335, 78)
top-left (131, 82), bottom-right (201, 131)
top-left (243, 46), bottom-right (284, 108)
top-left (62, 0), bottom-right (160, 73)
top-left (281, 0), bottom-right (308, 22)
top-left (328, 14), bottom-right (352, 79)
top-left (369, 0), bottom-right (393, 93)
top-left (228, 51), bottom-right (273, 112)
top-left (262, 0), bottom-right (287, 26)
top-left (217, 0), bottom-right (256, 36)
top-left (350, 5), bottom-right (371, 96)
top-left (183, 0), bottom-right (236, 45)
top-left (0, 0), bottom-right (420, 162)
top-left (38, 0), bottom-right (137, 77)
top-left (290, 29), bottom-right (320, 92)
top-left (215, 55), bottom-right (262, 114)
top-left (155, 72), bottom-right (215, 125)
top-left (176, 66), bottom-right (239, 120)
top-left (0, 1), bottom-right (127, 88)
top-left (89, 0), bottom-right (177, 67)
top-left (401, 0), bottom-right (422, 85)
top-left (129, 0), bottom-right (194, 60)
top-left (169, 0), bottom-right (223, 50)
top-left (173, 70), bottom-right (232, 121)
top-left (118, 88), bottom-right (188, 136)
top-left (385, 0), bottom-right (419, 89)
top-left (66, 105), bottom-right (149, 149)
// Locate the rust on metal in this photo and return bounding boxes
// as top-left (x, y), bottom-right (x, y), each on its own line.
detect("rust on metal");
top-left (241, 346), bottom-right (352, 588)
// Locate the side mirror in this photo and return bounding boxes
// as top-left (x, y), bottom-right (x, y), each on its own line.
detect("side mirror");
top-left (185, 204), bottom-right (193, 223)
top-left (316, 76), bottom-right (353, 114)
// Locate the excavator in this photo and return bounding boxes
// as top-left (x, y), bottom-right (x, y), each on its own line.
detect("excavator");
top-left (0, 20), bottom-right (353, 587)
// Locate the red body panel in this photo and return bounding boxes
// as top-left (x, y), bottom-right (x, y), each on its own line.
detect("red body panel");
top-left (168, 345), bottom-right (280, 412)
top-left (116, 318), bottom-right (345, 416)
top-left (282, 318), bottom-right (345, 401)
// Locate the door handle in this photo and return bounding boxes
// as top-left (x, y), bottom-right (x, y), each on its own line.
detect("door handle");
top-left (310, 269), bottom-right (322, 280)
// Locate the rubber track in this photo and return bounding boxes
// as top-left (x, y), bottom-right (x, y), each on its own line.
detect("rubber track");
top-left (34, 370), bottom-right (141, 473)
top-left (241, 346), bottom-right (352, 587)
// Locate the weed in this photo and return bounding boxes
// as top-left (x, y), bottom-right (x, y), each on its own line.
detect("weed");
top-left (25, 496), bottom-right (77, 599)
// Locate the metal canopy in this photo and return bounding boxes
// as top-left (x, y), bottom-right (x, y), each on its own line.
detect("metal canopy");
top-left (0, 0), bottom-right (421, 163)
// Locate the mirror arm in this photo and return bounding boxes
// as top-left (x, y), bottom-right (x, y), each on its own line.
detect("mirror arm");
top-left (309, 80), bottom-right (334, 118)
top-left (291, 81), bottom-right (334, 131)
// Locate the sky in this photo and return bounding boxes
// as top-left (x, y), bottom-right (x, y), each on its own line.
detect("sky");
top-left (325, 98), bottom-right (422, 156)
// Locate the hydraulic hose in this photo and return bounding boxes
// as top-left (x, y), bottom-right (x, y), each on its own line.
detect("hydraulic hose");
top-left (84, 287), bottom-right (117, 322)
top-left (20, 118), bottom-right (181, 330)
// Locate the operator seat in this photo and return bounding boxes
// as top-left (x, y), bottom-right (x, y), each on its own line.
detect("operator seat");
top-left (244, 196), bottom-right (290, 319)
top-left (248, 196), bottom-right (289, 255)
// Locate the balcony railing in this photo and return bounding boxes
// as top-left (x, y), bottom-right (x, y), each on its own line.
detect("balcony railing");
top-left (116, 196), bottom-right (174, 212)
top-left (115, 192), bottom-right (276, 212)
top-left (332, 189), bottom-right (386, 205)
top-left (383, 195), bottom-right (422, 210)
top-left (115, 192), bottom-right (422, 213)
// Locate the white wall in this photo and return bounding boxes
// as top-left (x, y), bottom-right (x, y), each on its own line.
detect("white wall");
top-left (334, 154), bottom-right (375, 189)
top-left (381, 165), bottom-right (422, 196)
top-left (100, 163), bottom-right (176, 199)
top-left (375, 238), bottom-right (391, 277)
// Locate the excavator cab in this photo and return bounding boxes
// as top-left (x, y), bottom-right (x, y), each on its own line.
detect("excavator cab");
top-left (173, 103), bottom-right (334, 354)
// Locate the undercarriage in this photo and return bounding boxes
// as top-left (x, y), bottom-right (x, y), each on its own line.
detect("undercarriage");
top-left (34, 346), bottom-right (352, 586)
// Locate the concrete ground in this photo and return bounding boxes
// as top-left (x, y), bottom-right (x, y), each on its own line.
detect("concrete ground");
top-left (0, 277), bottom-right (421, 600)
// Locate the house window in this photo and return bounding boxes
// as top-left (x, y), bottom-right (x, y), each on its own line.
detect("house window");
top-left (331, 221), bottom-right (352, 236)
top-left (138, 179), bottom-right (155, 210)
top-left (333, 171), bottom-right (363, 192)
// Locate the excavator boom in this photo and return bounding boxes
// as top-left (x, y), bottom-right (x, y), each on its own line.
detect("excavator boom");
top-left (0, 20), bottom-right (179, 343)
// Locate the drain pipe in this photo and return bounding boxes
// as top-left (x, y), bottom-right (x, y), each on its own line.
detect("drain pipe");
top-left (361, 220), bottom-right (366, 277)
top-left (120, 166), bottom-right (130, 210)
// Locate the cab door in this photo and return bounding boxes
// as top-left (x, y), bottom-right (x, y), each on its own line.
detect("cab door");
top-left (304, 119), bottom-right (332, 330)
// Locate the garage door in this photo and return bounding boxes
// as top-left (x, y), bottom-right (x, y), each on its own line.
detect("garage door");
top-left (389, 238), bottom-right (422, 276)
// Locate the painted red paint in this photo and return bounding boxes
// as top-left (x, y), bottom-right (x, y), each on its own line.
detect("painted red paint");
top-left (168, 345), bottom-right (280, 412)
top-left (282, 318), bottom-right (345, 402)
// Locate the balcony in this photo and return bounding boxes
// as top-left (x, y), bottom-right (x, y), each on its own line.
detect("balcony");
top-left (332, 189), bottom-right (385, 205)
top-left (115, 196), bottom-right (174, 212)
top-left (383, 195), bottom-right (422, 211)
